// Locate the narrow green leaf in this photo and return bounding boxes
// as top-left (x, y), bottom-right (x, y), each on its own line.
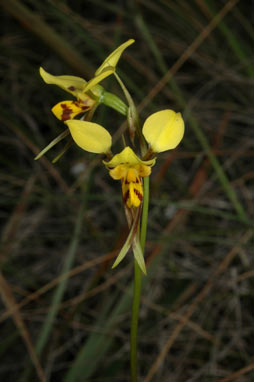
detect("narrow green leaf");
top-left (132, 235), bottom-right (147, 275)
top-left (34, 129), bottom-right (69, 160)
top-left (52, 138), bottom-right (73, 163)
top-left (111, 233), bottom-right (132, 268)
top-left (112, 206), bottom-right (142, 269)
top-left (102, 90), bottom-right (128, 116)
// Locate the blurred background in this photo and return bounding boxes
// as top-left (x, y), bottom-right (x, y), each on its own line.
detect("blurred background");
top-left (0, 1), bottom-right (253, 381)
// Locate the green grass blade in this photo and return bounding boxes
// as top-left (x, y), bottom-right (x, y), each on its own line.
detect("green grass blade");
top-left (134, 6), bottom-right (248, 222)
top-left (21, 173), bottom-right (92, 382)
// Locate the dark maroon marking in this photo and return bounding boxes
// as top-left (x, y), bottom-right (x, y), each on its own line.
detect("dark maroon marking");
top-left (68, 86), bottom-right (76, 91)
top-left (134, 189), bottom-right (143, 201)
top-left (60, 103), bottom-right (73, 121)
top-left (73, 100), bottom-right (90, 111)
top-left (123, 190), bottom-right (129, 204)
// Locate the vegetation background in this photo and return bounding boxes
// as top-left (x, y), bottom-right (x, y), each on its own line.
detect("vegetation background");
top-left (0, 0), bottom-right (253, 381)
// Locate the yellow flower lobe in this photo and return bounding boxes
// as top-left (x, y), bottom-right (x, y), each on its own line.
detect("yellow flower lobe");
top-left (109, 161), bottom-right (151, 208)
top-left (122, 167), bottom-right (143, 208)
top-left (105, 147), bottom-right (154, 208)
top-left (65, 120), bottom-right (112, 154)
top-left (143, 109), bottom-right (184, 153)
top-left (52, 98), bottom-right (96, 121)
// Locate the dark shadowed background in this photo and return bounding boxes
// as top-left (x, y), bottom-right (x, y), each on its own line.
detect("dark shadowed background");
top-left (0, 1), bottom-right (253, 381)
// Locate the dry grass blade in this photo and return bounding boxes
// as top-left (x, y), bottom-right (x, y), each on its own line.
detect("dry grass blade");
top-left (0, 272), bottom-right (46, 382)
top-left (217, 363), bottom-right (254, 382)
top-left (142, 297), bottom-right (217, 344)
top-left (138, 0), bottom-right (239, 111)
top-left (0, 0), bottom-right (94, 78)
top-left (0, 251), bottom-right (117, 324)
top-left (144, 230), bottom-right (252, 382)
top-left (1, 176), bottom-right (35, 263)
top-left (1, 115), bottom-right (70, 194)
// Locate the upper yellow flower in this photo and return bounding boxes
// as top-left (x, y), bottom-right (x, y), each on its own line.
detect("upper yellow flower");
top-left (40, 39), bottom-right (134, 122)
top-left (65, 109), bottom-right (184, 207)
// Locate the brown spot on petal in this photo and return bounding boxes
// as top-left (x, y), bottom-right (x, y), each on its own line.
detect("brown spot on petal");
top-left (123, 190), bottom-right (130, 204)
top-left (68, 86), bottom-right (76, 91)
top-left (134, 189), bottom-right (143, 202)
top-left (60, 103), bottom-right (73, 121)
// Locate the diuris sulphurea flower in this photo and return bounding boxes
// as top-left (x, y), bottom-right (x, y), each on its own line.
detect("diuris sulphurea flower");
top-left (66, 109), bottom-right (184, 208)
top-left (36, 38), bottom-right (185, 273)
top-left (37, 39), bottom-right (185, 381)
top-left (103, 147), bottom-right (155, 208)
top-left (35, 40), bottom-right (134, 161)
top-left (39, 68), bottom-right (97, 121)
top-left (39, 39), bottom-right (134, 122)
top-left (64, 109), bottom-right (184, 273)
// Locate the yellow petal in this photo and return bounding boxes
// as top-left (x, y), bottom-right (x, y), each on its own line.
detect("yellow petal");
top-left (109, 165), bottom-right (128, 180)
top-left (125, 179), bottom-right (143, 208)
top-left (83, 67), bottom-right (114, 93)
top-left (122, 168), bottom-right (143, 208)
top-left (65, 120), bottom-right (112, 154)
top-left (39, 67), bottom-right (87, 98)
top-left (134, 164), bottom-right (151, 177)
top-left (95, 39), bottom-right (135, 76)
top-left (142, 110), bottom-right (184, 153)
top-left (52, 99), bottom-right (95, 121)
top-left (103, 146), bottom-right (155, 169)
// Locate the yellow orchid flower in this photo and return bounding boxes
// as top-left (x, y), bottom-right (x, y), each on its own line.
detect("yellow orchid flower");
top-left (104, 147), bottom-right (155, 208)
top-left (39, 39), bottom-right (135, 121)
top-left (37, 40), bottom-right (185, 276)
top-left (65, 119), bottom-right (155, 208)
top-left (65, 108), bottom-right (184, 207)
top-left (39, 67), bottom-right (97, 121)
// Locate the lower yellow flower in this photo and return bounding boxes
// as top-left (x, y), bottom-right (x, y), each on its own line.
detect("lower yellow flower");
top-left (104, 147), bottom-right (155, 208)
top-left (110, 165), bottom-right (146, 208)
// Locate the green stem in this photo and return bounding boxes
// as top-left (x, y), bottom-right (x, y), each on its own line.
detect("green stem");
top-left (130, 176), bottom-right (149, 381)
top-left (130, 260), bottom-right (142, 382)
top-left (102, 90), bottom-right (128, 116)
top-left (140, 177), bottom-right (150, 251)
